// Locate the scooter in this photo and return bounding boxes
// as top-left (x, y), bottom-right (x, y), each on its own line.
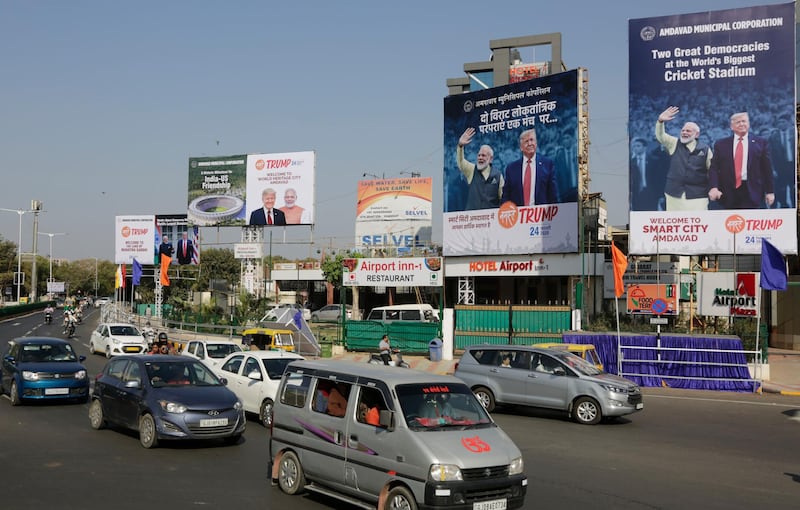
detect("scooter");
top-left (367, 349), bottom-right (410, 368)
top-left (44, 311), bottom-right (53, 324)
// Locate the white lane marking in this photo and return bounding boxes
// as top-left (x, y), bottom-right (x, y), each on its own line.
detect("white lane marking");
top-left (648, 394), bottom-right (800, 408)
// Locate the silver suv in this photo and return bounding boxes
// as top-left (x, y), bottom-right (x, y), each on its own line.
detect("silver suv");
top-left (454, 344), bottom-right (643, 425)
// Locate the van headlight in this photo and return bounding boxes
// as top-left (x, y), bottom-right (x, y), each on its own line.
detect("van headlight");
top-left (509, 456), bottom-right (524, 475)
top-left (429, 464), bottom-right (463, 481)
top-left (234, 401), bottom-right (243, 411)
top-left (74, 370), bottom-right (87, 380)
top-left (22, 371), bottom-right (40, 381)
top-left (600, 383), bottom-right (628, 394)
top-left (159, 400), bottom-right (187, 413)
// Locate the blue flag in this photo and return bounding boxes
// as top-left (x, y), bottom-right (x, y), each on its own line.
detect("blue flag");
top-left (132, 258), bottom-right (143, 286)
top-left (760, 239), bottom-right (787, 291)
top-left (292, 310), bottom-right (304, 330)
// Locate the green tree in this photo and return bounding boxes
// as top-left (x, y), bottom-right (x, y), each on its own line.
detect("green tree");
top-left (194, 248), bottom-right (239, 290)
top-left (320, 251), bottom-right (362, 289)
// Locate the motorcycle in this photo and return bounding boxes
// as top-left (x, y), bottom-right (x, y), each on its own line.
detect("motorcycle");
top-left (44, 311), bottom-right (53, 324)
top-left (64, 321), bottom-right (76, 338)
top-left (368, 349), bottom-right (410, 368)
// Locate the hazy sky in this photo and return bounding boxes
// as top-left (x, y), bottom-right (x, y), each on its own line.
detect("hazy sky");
top-left (0, 0), bottom-right (775, 261)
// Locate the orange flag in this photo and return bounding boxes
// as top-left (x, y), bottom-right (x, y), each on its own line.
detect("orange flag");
top-left (160, 253), bottom-right (171, 286)
top-left (611, 242), bottom-right (627, 298)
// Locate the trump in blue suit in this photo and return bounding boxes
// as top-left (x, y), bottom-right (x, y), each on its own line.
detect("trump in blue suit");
top-left (501, 129), bottom-right (559, 206)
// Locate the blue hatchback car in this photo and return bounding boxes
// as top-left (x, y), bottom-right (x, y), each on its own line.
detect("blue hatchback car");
top-left (89, 355), bottom-right (246, 448)
top-left (1, 337), bottom-right (89, 405)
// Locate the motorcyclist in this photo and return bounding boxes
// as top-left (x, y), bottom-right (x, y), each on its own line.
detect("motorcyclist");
top-left (62, 310), bottom-right (77, 337)
top-left (150, 332), bottom-right (172, 355)
top-left (44, 304), bottom-right (55, 324)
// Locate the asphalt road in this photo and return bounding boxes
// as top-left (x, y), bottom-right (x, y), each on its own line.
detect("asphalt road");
top-left (1, 308), bottom-right (799, 509)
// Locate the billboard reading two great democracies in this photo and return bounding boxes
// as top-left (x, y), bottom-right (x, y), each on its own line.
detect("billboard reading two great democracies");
top-left (628, 3), bottom-right (797, 255)
top-left (443, 70), bottom-right (580, 256)
top-left (187, 151), bottom-right (315, 227)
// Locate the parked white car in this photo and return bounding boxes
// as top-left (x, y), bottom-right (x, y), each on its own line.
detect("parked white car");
top-left (215, 350), bottom-right (304, 426)
top-left (89, 323), bottom-right (148, 358)
top-left (181, 338), bottom-right (243, 370)
top-left (262, 303), bottom-right (311, 322)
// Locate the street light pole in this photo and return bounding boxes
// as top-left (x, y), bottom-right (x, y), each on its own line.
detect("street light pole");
top-left (39, 232), bottom-right (66, 298)
top-left (1, 208), bottom-right (33, 303)
top-left (93, 257), bottom-right (99, 297)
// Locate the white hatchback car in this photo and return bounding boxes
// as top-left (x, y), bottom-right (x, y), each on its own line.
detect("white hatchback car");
top-left (89, 323), bottom-right (148, 358)
top-left (181, 339), bottom-right (243, 370)
top-left (215, 350), bottom-right (303, 426)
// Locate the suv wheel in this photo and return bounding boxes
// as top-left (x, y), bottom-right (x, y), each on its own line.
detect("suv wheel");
top-left (473, 386), bottom-right (495, 412)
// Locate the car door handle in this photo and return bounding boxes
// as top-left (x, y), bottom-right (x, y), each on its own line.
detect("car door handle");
top-left (489, 368), bottom-right (499, 373)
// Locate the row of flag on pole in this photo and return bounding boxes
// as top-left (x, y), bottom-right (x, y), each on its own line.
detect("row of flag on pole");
top-left (114, 257), bottom-right (172, 289)
top-left (609, 238), bottom-right (788, 299)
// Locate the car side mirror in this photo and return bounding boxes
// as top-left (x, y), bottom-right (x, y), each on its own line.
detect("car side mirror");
top-left (379, 409), bottom-right (394, 431)
top-left (553, 366), bottom-right (566, 376)
top-left (4, 355), bottom-right (16, 364)
top-left (197, 352), bottom-right (205, 359)
top-left (79, 355), bottom-right (86, 362)
top-left (219, 377), bottom-right (228, 385)
top-left (124, 380), bottom-right (141, 389)
top-left (247, 370), bottom-right (262, 381)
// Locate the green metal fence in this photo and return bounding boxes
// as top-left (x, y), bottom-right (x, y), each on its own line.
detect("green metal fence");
top-left (454, 304), bottom-right (571, 349)
top-left (344, 321), bottom-right (441, 354)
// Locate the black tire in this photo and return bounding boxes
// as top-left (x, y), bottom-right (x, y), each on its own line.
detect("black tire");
top-left (260, 398), bottom-right (274, 427)
top-left (473, 386), bottom-right (495, 412)
top-left (139, 413), bottom-right (159, 448)
top-left (105, 348), bottom-right (112, 359)
top-left (386, 485), bottom-right (418, 510)
top-left (310, 314), bottom-right (318, 323)
top-left (572, 396), bottom-right (602, 425)
top-left (278, 451), bottom-right (306, 495)
top-left (89, 341), bottom-right (96, 355)
top-left (10, 380), bottom-right (22, 406)
top-left (89, 399), bottom-right (107, 429)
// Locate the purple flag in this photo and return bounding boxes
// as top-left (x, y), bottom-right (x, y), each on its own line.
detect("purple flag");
top-left (760, 239), bottom-right (787, 291)
top-left (132, 258), bottom-right (143, 286)
top-left (292, 310), bottom-right (304, 330)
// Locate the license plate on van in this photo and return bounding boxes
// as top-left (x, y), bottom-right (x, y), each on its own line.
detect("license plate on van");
top-left (636, 403), bottom-right (644, 410)
top-left (474, 499), bottom-right (506, 510)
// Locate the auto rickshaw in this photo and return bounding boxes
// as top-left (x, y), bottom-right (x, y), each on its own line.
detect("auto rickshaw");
top-left (535, 343), bottom-right (604, 371)
top-left (241, 327), bottom-right (295, 352)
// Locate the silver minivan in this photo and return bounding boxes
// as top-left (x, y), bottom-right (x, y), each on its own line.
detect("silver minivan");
top-left (270, 359), bottom-right (527, 510)
top-left (454, 345), bottom-right (643, 425)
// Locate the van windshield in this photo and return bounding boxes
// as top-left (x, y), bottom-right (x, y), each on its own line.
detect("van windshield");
top-left (396, 383), bottom-right (493, 430)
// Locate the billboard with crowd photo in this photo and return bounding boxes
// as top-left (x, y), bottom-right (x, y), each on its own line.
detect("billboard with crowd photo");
top-left (628, 2), bottom-right (797, 255)
top-left (443, 69), bottom-right (580, 256)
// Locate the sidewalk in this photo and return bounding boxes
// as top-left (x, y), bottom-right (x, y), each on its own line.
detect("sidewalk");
top-left (330, 348), bottom-right (800, 396)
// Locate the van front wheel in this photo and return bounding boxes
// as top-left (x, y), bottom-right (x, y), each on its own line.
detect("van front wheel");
top-left (278, 451), bottom-right (305, 495)
top-left (572, 396), bottom-right (602, 425)
top-left (386, 486), bottom-right (417, 510)
top-left (473, 386), bottom-right (495, 412)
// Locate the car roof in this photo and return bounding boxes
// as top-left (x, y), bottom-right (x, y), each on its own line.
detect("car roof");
top-left (117, 354), bottom-right (193, 362)
top-left (189, 338), bottom-right (240, 344)
top-left (100, 322), bottom-right (139, 328)
top-left (244, 350), bottom-right (303, 360)
top-left (286, 359), bottom-right (462, 386)
top-left (9, 336), bottom-right (70, 346)
top-left (370, 304), bottom-right (434, 311)
top-left (464, 344), bottom-right (552, 354)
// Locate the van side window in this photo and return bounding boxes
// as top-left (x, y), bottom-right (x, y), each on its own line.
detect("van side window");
top-left (386, 310), bottom-right (401, 321)
top-left (400, 310), bottom-right (420, 321)
top-left (367, 310), bottom-right (381, 320)
top-left (357, 386), bottom-right (387, 427)
top-left (314, 380), bottom-right (351, 418)
top-left (280, 372), bottom-right (311, 408)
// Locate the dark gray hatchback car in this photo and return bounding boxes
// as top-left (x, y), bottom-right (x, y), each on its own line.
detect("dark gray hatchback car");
top-left (454, 345), bottom-right (643, 425)
top-left (89, 355), bottom-right (245, 448)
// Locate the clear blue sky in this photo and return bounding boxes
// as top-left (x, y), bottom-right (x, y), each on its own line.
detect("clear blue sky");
top-left (0, 0), bottom-right (779, 261)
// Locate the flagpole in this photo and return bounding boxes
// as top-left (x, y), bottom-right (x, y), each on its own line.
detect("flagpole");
top-left (615, 294), bottom-right (621, 375)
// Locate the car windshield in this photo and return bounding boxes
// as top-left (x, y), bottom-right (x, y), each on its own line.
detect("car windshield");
top-left (550, 350), bottom-right (603, 376)
top-left (206, 343), bottom-right (242, 358)
top-left (110, 325), bottom-right (140, 336)
top-left (263, 358), bottom-right (297, 380)
top-left (146, 360), bottom-right (222, 387)
top-left (396, 383), bottom-right (493, 431)
top-left (20, 343), bottom-right (78, 363)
